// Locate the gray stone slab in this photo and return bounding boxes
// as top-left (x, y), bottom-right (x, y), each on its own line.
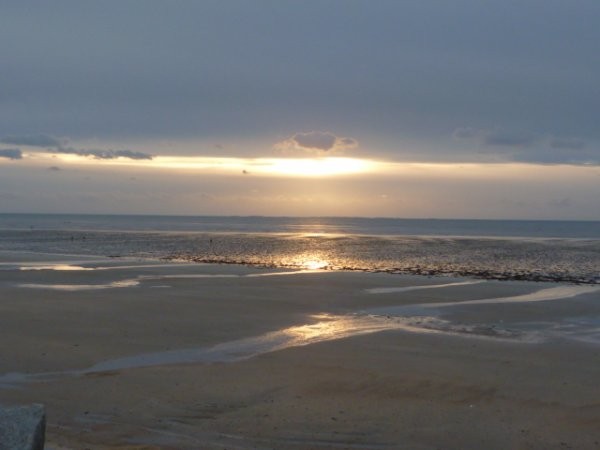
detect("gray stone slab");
top-left (0, 404), bottom-right (45, 450)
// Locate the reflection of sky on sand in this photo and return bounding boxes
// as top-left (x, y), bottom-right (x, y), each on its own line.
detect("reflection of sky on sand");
top-left (85, 314), bottom-right (429, 373)
top-left (3, 280), bottom-right (600, 388)
top-left (19, 264), bottom-right (95, 271)
top-left (0, 306), bottom-right (545, 389)
top-left (15, 268), bottom-right (324, 291)
top-left (365, 285), bottom-right (600, 317)
top-left (0, 314), bottom-right (447, 388)
top-left (18, 279), bottom-right (140, 291)
top-left (6, 262), bottom-right (199, 272)
top-left (512, 316), bottom-right (600, 346)
top-left (365, 279), bottom-right (485, 294)
top-left (3, 266), bottom-right (600, 388)
top-left (423, 285), bottom-right (600, 308)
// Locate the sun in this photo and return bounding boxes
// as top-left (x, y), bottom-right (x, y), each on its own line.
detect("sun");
top-left (302, 260), bottom-right (329, 270)
top-left (256, 157), bottom-right (373, 177)
top-left (41, 153), bottom-right (376, 178)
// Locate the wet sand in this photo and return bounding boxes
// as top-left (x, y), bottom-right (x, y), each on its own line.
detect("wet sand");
top-left (0, 252), bottom-right (599, 449)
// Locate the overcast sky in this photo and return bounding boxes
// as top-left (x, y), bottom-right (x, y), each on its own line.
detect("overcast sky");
top-left (1, 1), bottom-right (599, 219)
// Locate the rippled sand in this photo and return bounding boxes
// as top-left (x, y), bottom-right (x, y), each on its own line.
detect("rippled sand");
top-left (1, 229), bottom-right (599, 283)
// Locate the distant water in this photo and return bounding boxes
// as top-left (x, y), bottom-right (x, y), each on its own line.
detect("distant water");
top-left (0, 214), bottom-right (599, 283)
top-left (1, 213), bottom-right (600, 238)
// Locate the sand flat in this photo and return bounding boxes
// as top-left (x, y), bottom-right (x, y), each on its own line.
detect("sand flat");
top-left (0, 255), bottom-right (599, 449)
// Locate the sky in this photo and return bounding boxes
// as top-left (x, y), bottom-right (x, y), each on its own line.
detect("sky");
top-left (1, 0), bottom-right (599, 219)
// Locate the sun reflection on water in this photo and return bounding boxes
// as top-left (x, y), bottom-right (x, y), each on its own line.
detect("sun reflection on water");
top-left (302, 260), bottom-right (329, 270)
top-left (279, 313), bottom-right (408, 347)
top-left (278, 251), bottom-right (331, 270)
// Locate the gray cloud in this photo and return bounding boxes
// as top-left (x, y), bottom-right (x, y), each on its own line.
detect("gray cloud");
top-left (293, 132), bottom-right (337, 151)
top-left (0, 134), bottom-right (63, 148)
top-left (47, 166), bottom-right (61, 171)
top-left (57, 147), bottom-right (153, 160)
top-left (452, 127), bottom-right (599, 165)
top-left (1, 133), bottom-right (153, 160)
top-left (1, 1), bottom-right (597, 160)
top-left (550, 138), bottom-right (585, 150)
top-left (454, 128), bottom-right (536, 148)
top-left (339, 137), bottom-right (359, 147)
top-left (275, 131), bottom-right (358, 154)
top-left (512, 147), bottom-right (599, 166)
top-left (110, 149), bottom-right (153, 160)
top-left (483, 131), bottom-right (535, 148)
top-left (452, 127), bottom-right (478, 139)
top-left (0, 148), bottom-right (23, 160)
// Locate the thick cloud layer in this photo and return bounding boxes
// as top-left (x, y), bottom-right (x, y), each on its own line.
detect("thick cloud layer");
top-left (0, 134), bottom-right (153, 160)
top-left (1, 135), bottom-right (64, 148)
top-left (452, 127), bottom-right (597, 165)
top-left (0, 1), bottom-right (599, 219)
top-left (0, 1), bottom-right (598, 165)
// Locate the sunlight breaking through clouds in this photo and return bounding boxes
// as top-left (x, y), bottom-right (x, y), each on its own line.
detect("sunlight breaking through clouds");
top-left (34, 153), bottom-right (377, 178)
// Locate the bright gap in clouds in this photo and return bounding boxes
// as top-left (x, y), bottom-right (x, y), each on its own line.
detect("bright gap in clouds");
top-left (31, 153), bottom-right (377, 177)
top-left (252, 158), bottom-right (372, 177)
top-left (4, 152), bottom-right (599, 219)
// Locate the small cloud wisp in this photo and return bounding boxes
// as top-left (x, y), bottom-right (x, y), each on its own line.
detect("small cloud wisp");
top-left (275, 131), bottom-right (358, 155)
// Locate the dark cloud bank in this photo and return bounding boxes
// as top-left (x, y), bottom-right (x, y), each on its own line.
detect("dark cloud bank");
top-left (0, 134), bottom-right (152, 160)
top-left (0, 149), bottom-right (22, 160)
top-left (1, 135), bottom-right (64, 148)
top-left (453, 127), bottom-right (597, 165)
top-left (0, 1), bottom-right (599, 166)
top-left (58, 147), bottom-right (152, 160)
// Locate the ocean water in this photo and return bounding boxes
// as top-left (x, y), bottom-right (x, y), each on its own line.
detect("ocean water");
top-left (0, 214), bottom-right (598, 283)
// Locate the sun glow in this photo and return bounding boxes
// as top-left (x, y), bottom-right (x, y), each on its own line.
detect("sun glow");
top-left (280, 253), bottom-right (330, 270)
top-left (254, 157), bottom-right (373, 177)
top-left (302, 260), bottom-right (329, 270)
top-left (41, 153), bottom-right (375, 177)
top-left (147, 156), bottom-right (374, 177)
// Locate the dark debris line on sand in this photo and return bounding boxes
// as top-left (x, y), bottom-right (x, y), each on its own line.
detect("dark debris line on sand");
top-left (162, 254), bottom-right (600, 285)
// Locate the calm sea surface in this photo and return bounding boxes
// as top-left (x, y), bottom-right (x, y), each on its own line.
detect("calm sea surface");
top-left (0, 214), bottom-right (598, 283)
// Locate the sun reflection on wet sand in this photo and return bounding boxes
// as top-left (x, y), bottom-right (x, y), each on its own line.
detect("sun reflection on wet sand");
top-left (302, 260), bottom-right (329, 270)
top-left (278, 313), bottom-right (424, 346)
top-left (280, 254), bottom-right (330, 270)
top-left (0, 314), bottom-right (440, 387)
top-left (4, 283), bottom-right (596, 389)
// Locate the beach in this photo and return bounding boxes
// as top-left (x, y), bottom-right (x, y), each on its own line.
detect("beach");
top-left (1, 252), bottom-right (599, 449)
top-left (3, 1), bottom-right (600, 446)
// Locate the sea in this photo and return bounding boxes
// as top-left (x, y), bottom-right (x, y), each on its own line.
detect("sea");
top-left (0, 214), bottom-right (598, 284)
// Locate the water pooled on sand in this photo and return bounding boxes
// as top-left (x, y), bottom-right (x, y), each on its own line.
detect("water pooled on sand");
top-left (5, 282), bottom-right (598, 389)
